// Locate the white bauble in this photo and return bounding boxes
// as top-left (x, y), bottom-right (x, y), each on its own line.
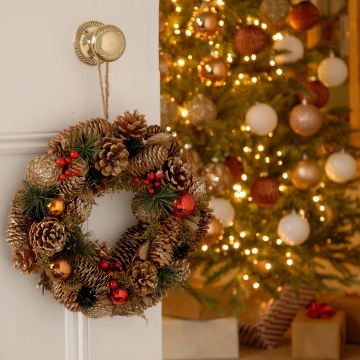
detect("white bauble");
top-left (209, 197), bottom-right (235, 228)
top-left (317, 56), bottom-right (348, 87)
top-left (277, 211), bottom-right (310, 246)
top-left (273, 34), bottom-right (304, 64)
top-left (325, 150), bottom-right (356, 183)
top-left (245, 103), bottom-right (278, 136)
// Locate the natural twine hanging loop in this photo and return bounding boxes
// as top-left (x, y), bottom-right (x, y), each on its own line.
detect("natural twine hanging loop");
top-left (97, 61), bottom-right (110, 121)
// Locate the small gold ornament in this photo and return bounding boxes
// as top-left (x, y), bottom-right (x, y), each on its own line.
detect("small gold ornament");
top-left (204, 217), bottom-right (224, 245)
top-left (203, 162), bottom-right (233, 196)
top-left (291, 159), bottom-right (323, 190)
top-left (191, 8), bottom-right (219, 40)
top-left (187, 94), bottom-right (217, 125)
top-left (46, 258), bottom-right (72, 282)
top-left (46, 197), bottom-right (66, 217)
top-left (198, 56), bottom-right (229, 87)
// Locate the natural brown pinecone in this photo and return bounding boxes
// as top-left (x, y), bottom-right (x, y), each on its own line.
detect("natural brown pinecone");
top-left (48, 118), bottom-right (113, 155)
top-left (94, 137), bottom-right (129, 177)
top-left (131, 260), bottom-right (158, 296)
top-left (112, 225), bottom-right (147, 270)
top-left (58, 158), bottom-right (88, 198)
top-left (114, 110), bottom-right (147, 139)
top-left (148, 217), bottom-right (182, 266)
top-left (127, 144), bottom-right (168, 176)
top-left (164, 157), bottom-right (193, 191)
top-left (168, 141), bottom-right (181, 157)
top-left (144, 125), bottom-right (165, 139)
top-left (193, 208), bottom-right (212, 248)
top-left (50, 282), bottom-right (81, 312)
top-left (12, 245), bottom-right (37, 274)
top-left (173, 259), bottom-right (191, 281)
top-left (188, 176), bottom-right (207, 203)
top-left (29, 218), bottom-right (66, 256)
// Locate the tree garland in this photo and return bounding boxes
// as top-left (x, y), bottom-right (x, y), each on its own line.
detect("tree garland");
top-left (6, 111), bottom-right (211, 318)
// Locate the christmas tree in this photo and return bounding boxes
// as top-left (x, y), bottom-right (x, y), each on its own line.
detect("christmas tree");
top-left (159, 0), bottom-right (360, 310)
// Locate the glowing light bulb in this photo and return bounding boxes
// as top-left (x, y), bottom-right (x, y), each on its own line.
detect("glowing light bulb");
top-left (243, 274), bottom-right (249, 281)
top-left (233, 184), bottom-right (242, 191)
top-left (261, 23), bottom-right (267, 29)
top-left (276, 68), bottom-right (283, 75)
top-left (253, 282), bottom-right (260, 289)
top-left (240, 231), bottom-right (246, 238)
top-left (265, 157), bottom-right (270, 163)
top-left (269, 60), bottom-right (276, 66)
top-left (320, 216), bottom-right (325, 222)
top-left (262, 235), bottom-right (269, 242)
top-left (175, 6), bottom-right (181, 12)
top-left (245, 249), bottom-right (251, 255)
top-left (255, 154), bottom-right (261, 160)
top-left (222, 244), bottom-right (229, 251)
top-left (258, 145), bottom-right (265, 151)
top-left (287, 259), bottom-right (294, 266)
top-left (185, 29), bottom-right (192, 36)
top-left (219, 20), bottom-right (224, 26)
top-left (251, 54), bottom-right (257, 61)
top-left (181, 108), bottom-right (188, 117)
top-left (241, 174), bottom-right (248, 181)
top-left (276, 239), bottom-right (282, 245)
top-left (244, 56), bottom-right (250, 62)
top-left (286, 252), bottom-right (291, 258)
top-left (282, 172), bottom-right (288, 179)
top-left (252, 248), bottom-right (259, 254)
top-left (320, 205), bottom-right (326, 211)
top-left (174, 23), bottom-right (180, 29)
top-left (265, 263), bottom-right (272, 270)
top-left (233, 242), bottom-right (240, 249)
top-left (201, 245), bottom-right (208, 251)
top-left (251, 76), bottom-right (258, 83)
top-left (313, 195), bottom-right (320, 203)
top-left (243, 146), bottom-right (251, 153)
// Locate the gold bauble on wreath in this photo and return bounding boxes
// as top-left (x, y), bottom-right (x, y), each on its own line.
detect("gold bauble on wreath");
top-left (192, 8), bottom-right (220, 40)
top-left (46, 197), bottom-right (66, 217)
top-left (160, 52), bottom-right (174, 83)
top-left (46, 258), bottom-right (73, 282)
top-left (291, 159), bottom-right (323, 190)
top-left (198, 56), bottom-right (229, 87)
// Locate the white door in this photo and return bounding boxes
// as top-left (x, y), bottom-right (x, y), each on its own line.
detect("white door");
top-left (0, 1), bottom-right (162, 359)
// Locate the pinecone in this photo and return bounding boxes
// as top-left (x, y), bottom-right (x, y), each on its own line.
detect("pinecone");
top-left (25, 155), bottom-right (62, 187)
top-left (92, 240), bottom-right (112, 261)
top-left (164, 157), bottom-right (193, 191)
top-left (114, 110), bottom-right (147, 139)
top-left (94, 137), bottom-right (129, 177)
top-left (194, 208), bottom-right (212, 248)
top-left (66, 190), bottom-right (95, 224)
top-left (148, 217), bottom-right (182, 266)
top-left (58, 158), bottom-right (88, 198)
top-left (127, 144), bottom-right (168, 176)
top-left (28, 218), bottom-right (66, 256)
top-left (144, 125), bottom-right (165, 139)
top-left (48, 118), bottom-right (113, 155)
top-left (50, 282), bottom-right (81, 312)
top-left (130, 260), bottom-right (158, 296)
top-left (168, 141), bottom-right (181, 157)
top-left (112, 225), bottom-right (147, 270)
top-left (12, 245), bottom-right (37, 274)
top-left (188, 176), bottom-right (207, 203)
top-left (173, 259), bottom-right (191, 281)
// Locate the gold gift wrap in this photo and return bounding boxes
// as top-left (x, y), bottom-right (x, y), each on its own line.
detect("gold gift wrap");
top-left (292, 310), bottom-right (346, 360)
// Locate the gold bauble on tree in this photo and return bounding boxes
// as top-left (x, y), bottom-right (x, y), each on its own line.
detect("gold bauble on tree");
top-left (291, 159), bottom-right (323, 190)
top-left (46, 258), bottom-right (72, 282)
top-left (260, 0), bottom-right (289, 25)
top-left (160, 52), bottom-right (174, 83)
top-left (187, 94), bottom-right (217, 125)
top-left (204, 217), bottom-right (224, 245)
top-left (203, 162), bottom-right (233, 196)
top-left (192, 8), bottom-right (220, 40)
top-left (289, 102), bottom-right (323, 137)
top-left (198, 56), bottom-right (229, 87)
top-left (46, 197), bottom-right (66, 217)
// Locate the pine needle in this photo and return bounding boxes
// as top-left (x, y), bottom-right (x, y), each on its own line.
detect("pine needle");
top-left (72, 133), bottom-right (100, 162)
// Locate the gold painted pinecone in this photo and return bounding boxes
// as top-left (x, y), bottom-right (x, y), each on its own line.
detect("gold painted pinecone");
top-left (164, 157), bottom-right (193, 191)
top-left (131, 260), bottom-right (158, 296)
top-left (173, 259), bottom-right (191, 281)
top-left (58, 158), bottom-right (88, 198)
top-left (12, 245), bottom-right (37, 274)
top-left (114, 110), bottom-right (147, 139)
top-left (144, 125), bottom-right (165, 139)
top-left (25, 155), bottom-right (62, 187)
top-left (94, 137), bottom-right (129, 177)
top-left (29, 218), bottom-right (66, 256)
top-left (168, 141), bottom-right (181, 157)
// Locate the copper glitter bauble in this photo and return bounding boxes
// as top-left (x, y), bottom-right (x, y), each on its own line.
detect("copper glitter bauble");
top-left (234, 25), bottom-right (267, 56)
top-left (159, 12), bottom-right (168, 37)
top-left (204, 217), bottom-right (224, 245)
top-left (187, 94), bottom-right (217, 124)
top-left (289, 102), bottom-right (323, 137)
top-left (25, 155), bottom-right (62, 187)
top-left (225, 157), bottom-right (244, 183)
top-left (203, 163), bottom-right (233, 196)
top-left (192, 8), bottom-right (220, 40)
top-left (46, 258), bottom-right (72, 282)
top-left (173, 192), bottom-right (196, 217)
top-left (250, 176), bottom-right (281, 207)
top-left (289, 1), bottom-right (320, 31)
top-left (198, 56), bottom-right (229, 87)
top-left (161, 94), bottom-right (179, 128)
top-left (300, 80), bottom-right (329, 108)
top-left (291, 159), bottom-right (323, 190)
top-left (260, 0), bottom-right (289, 24)
top-left (160, 52), bottom-right (174, 83)
top-left (46, 197), bottom-right (66, 217)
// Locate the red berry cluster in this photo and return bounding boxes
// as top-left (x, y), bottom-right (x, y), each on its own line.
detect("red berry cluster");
top-left (55, 150), bottom-right (80, 181)
top-left (99, 260), bottom-right (129, 305)
top-left (132, 170), bottom-right (165, 195)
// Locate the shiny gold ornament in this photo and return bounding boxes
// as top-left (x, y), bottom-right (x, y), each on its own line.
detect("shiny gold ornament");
top-left (187, 94), bottom-right (217, 125)
top-left (46, 197), bottom-right (66, 217)
top-left (46, 258), bottom-right (72, 282)
top-left (203, 162), bottom-right (233, 196)
top-left (204, 217), bottom-right (224, 245)
top-left (67, 191), bottom-right (95, 224)
top-left (160, 52), bottom-right (174, 83)
top-left (291, 159), bottom-right (323, 190)
top-left (25, 155), bottom-right (62, 187)
top-left (289, 102), bottom-right (323, 137)
top-left (192, 8), bottom-right (219, 40)
top-left (198, 56), bottom-right (229, 87)
top-left (260, 0), bottom-right (289, 24)
top-left (161, 94), bottom-right (179, 128)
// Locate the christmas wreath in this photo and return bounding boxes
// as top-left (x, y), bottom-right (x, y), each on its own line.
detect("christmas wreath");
top-left (6, 111), bottom-right (210, 318)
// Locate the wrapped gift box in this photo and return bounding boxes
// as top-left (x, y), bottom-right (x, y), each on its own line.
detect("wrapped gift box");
top-left (292, 310), bottom-right (346, 360)
top-left (163, 316), bottom-right (239, 360)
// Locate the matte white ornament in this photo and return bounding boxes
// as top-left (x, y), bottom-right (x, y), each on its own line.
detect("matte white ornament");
top-left (209, 197), bottom-right (235, 228)
top-left (245, 103), bottom-right (278, 136)
top-left (273, 34), bottom-right (304, 64)
top-left (317, 55), bottom-right (348, 87)
top-left (277, 211), bottom-right (310, 245)
top-left (325, 150), bottom-right (356, 183)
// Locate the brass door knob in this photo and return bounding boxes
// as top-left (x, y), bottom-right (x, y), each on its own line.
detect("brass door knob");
top-left (74, 21), bottom-right (126, 65)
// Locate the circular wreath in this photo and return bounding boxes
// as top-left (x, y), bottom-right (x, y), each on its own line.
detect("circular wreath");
top-left (7, 111), bottom-right (210, 318)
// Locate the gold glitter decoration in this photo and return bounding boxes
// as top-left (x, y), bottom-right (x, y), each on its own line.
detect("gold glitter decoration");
top-left (67, 190), bottom-right (96, 224)
top-left (25, 155), bottom-right (62, 187)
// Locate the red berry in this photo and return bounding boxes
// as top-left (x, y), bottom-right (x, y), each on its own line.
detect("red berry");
top-left (56, 157), bottom-right (66, 168)
top-left (147, 172), bottom-right (156, 181)
top-left (148, 188), bottom-right (155, 195)
top-left (65, 157), bottom-right (72, 164)
top-left (70, 150), bottom-right (79, 160)
top-left (73, 169), bottom-right (80, 176)
top-left (154, 181), bottom-right (161, 188)
top-left (64, 169), bottom-right (72, 176)
top-left (109, 279), bottom-right (119, 290)
top-left (99, 260), bottom-right (110, 271)
top-left (107, 270), bottom-right (114, 276)
top-left (114, 262), bottom-right (122, 270)
top-left (133, 177), bottom-right (141, 184)
top-left (156, 170), bottom-right (164, 180)
top-left (59, 174), bottom-right (67, 181)
top-left (111, 289), bottom-right (128, 305)
top-left (143, 179), bottom-right (150, 186)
